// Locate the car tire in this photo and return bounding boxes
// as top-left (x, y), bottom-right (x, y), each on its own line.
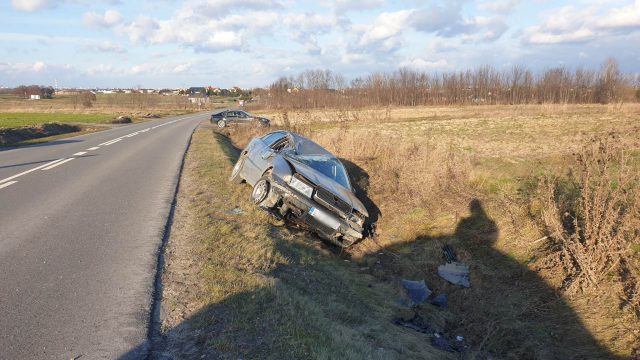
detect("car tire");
top-left (251, 177), bottom-right (271, 205)
top-left (217, 119), bottom-right (226, 128)
top-left (229, 153), bottom-right (246, 184)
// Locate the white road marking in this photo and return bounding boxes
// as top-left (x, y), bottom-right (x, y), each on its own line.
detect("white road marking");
top-left (0, 159), bottom-right (65, 184)
top-left (99, 138), bottom-right (121, 146)
top-left (102, 139), bottom-right (122, 146)
top-left (72, 152), bottom-right (87, 156)
top-left (0, 181), bottom-right (18, 190)
top-left (87, 147), bottom-right (100, 151)
top-left (42, 158), bottom-right (74, 170)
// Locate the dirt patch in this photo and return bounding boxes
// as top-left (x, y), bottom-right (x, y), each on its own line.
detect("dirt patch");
top-left (0, 123), bottom-right (80, 145)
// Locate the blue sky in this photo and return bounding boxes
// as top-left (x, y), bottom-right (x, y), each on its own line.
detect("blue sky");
top-left (1, 0), bottom-right (639, 89)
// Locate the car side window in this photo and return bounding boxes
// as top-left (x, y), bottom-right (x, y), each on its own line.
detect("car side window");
top-left (261, 132), bottom-right (286, 147)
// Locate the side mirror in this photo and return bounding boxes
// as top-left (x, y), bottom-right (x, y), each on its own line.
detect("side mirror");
top-left (261, 149), bottom-right (274, 159)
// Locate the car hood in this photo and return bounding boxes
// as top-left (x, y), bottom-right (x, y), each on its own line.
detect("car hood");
top-left (283, 154), bottom-right (368, 217)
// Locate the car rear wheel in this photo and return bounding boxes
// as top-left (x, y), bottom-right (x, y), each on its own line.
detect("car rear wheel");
top-left (217, 119), bottom-right (226, 128)
top-left (229, 154), bottom-right (246, 183)
top-left (251, 177), bottom-right (271, 205)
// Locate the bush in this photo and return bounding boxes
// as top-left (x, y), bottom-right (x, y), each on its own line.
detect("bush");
top-left (539, 136), bottom-right (639, 306)
top-left (81, 92), bottom-right (96, 108)
top-left (111, 116), bottom-right (132, 124)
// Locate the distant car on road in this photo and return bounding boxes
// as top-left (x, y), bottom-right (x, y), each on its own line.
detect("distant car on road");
top-left (211, 110), bottom-right (270, 128)
top-left (230, 130), bottom-right (369, 247)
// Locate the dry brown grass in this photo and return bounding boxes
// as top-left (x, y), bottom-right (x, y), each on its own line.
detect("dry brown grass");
top-left (160, 124), bottom-right (451, 359)
top-left (0, 93), bottom-right (229, 115)
top-left (539, 136), bottom-right (640, 307)
top-left (224, 103), bottom-right (640, 358)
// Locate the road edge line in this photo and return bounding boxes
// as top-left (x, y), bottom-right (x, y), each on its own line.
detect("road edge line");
top-left (144, 121), bottom-right (198, 360)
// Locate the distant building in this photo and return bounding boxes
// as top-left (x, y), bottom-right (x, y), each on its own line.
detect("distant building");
top-left (30, 94), bottom-right (41, 100)
top-left (188, 87), bottom-right (206, 95)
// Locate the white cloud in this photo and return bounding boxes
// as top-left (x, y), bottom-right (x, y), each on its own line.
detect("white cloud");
top-left (478, 0), bottom-right (520, 14)
top-left (11, 0), bottom-right (52, 12)
top-left (129, 61), bottom-right (198, 76)
top-left (83, 10), bottom-right (124, 28)
top-left (329, 0), bottom-right (384, 12)
top-left (428, 38), bottom-right (459, 52)
top-left (526, 27), bottom-right (596, 45)
top-left (522, 2), bottom-right (640, 46)
top-left (184, 0), bottom-right (282, 17)
top-left (173, 63), bottom-right (192, 73)
top-left (409, 3), bottom-right (507, 42)
top-left (459, 16), bottom-right (509, 42)
top-left (522, 5), bottom-right (598, 44)
top-left (0, 60), bottom-right (48, 73)
top-left (399, 58), bottom-right (449, 71)
top-left (85, 64), bottom-right (115, 76)
top-left (82, 41), bottom-right (126, 53)
top-left (357, 9), bottom-right (415, 51)
top-left (283, 13), bottom-right (340, 54)
top-left (597, 0), bottom-right (640, 29)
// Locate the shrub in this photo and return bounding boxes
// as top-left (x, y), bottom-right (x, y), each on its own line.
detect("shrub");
top-left (540, 136), bottom-right (639, 304)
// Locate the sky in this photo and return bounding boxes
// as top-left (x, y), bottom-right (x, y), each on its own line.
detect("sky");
top-left (1, 0), bottom-right (639, 89)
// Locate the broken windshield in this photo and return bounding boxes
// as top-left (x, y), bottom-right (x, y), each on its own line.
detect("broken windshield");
top-left (286, 153), bottom-right (351, 189)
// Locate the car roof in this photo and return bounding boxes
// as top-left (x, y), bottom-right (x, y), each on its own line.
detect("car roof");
top-left (286, 132), bottom-right (334, 156)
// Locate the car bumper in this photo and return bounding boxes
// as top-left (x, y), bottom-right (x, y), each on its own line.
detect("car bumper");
top-left (268, 176), bottom-right (363, 247)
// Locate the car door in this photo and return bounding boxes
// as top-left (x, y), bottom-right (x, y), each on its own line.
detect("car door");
top-left (244, 132), bottom-right (288, 184)
top-left (237, 111), bottom-right (252, 124)
top-left (225, 111), bottom-right (238, 125)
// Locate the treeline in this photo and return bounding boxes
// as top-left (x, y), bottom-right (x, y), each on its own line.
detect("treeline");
top-left (10, 85), bottom-right (55, 99)
top-left (258, 58), bottom-right (639, 109)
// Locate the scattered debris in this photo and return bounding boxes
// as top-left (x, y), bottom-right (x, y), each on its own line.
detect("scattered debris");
top-left (401, 279), bottom-right (432, 305)
top-left (438, 262), bottom-right (470, 288)
top-left (393, 313), bottom-right (433, 334)
top-left (442, 244), bottom-right (458, 263)
top-left (431, 332), bottom-right (465, 353)
top-left (430, 293), bottom-right (448, 307)
top-left (143, 113), bottom-right (161, 118)
top-left (230, 207), bottom-right (244, 215)
top-left (394, 314), bottom-right (466, 353)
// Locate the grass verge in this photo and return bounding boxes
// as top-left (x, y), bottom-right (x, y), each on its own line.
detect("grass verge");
top-left (0, 112), bottom-right (114, 128)
top-left (160, 123), bottom-right (450, 359)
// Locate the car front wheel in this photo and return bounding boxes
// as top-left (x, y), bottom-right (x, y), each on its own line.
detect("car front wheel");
top-left (251, 177), bottom-right (271, 205)
top-left (229, 153), bottom-right (246, 183)
top-left (217, 119), bottom-right (226, 128)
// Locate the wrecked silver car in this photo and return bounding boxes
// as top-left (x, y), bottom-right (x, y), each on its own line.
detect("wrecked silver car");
top-left (230, 131), bottom-right (368, 247)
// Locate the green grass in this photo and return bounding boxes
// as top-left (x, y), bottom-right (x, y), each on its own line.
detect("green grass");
top-left (0, 112), bottom-right (114, 128)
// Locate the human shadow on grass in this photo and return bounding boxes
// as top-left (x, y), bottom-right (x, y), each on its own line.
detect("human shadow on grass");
top-left (373, 198), bottom-right (623, 359)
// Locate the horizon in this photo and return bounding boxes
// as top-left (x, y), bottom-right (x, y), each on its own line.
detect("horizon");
top-left (1, 0), bottom-right (640, 89)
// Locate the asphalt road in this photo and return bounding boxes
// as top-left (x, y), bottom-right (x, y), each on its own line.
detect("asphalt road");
top-left (0, 112), bottom-right (208, 359)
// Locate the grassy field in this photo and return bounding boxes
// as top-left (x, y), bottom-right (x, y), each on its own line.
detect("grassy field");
top-left (0, 93), bottom-right (237, 114)
top-left (0, 92), bottom-right (233, 145)
top-left (162, 104), bottom-right (639, 358)
top-left (0, 112), bottom-right (114, 128)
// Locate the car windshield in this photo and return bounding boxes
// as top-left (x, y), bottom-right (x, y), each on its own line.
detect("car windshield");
top-left (287, 153), bottom-right (351, 189)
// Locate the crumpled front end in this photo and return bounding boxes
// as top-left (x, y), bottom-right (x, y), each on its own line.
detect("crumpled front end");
top-left (265, 173), bottom-right (365, 247)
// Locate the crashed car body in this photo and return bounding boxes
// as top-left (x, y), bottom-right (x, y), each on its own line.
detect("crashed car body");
top-left (230, 131), bottom-right (368, 247)
top-left (211, 110), bottom-right (270, 128)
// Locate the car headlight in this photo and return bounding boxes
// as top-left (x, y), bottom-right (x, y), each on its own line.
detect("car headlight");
top-left (289, 176), bottom-right (314, 198)
top-left (350, 211), bottom-right (365, 227)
